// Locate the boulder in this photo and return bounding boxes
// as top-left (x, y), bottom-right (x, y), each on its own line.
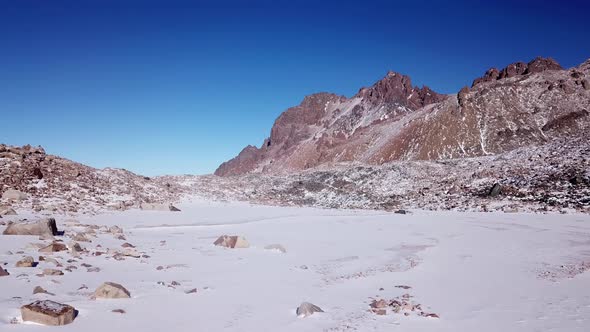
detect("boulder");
top-left (15, 256), bottom-right (36, 267)
top-left (109, 225), bottom-right (124, 234)
top-left (296, 302), bottom-right (324, 317)
top-left (3, 218), bottom-right (58, 236)
top-left (213, 235), bottom-right (250, 249)
top-left (93, 282), bottom-right (131, 299)
top-left (39, 242), bottom-right (68, 253)
top-left (0, 266), bottom-right (9, 276)
top-left (73, 233), bottom-right (91, 242)
top-left (21, 300), bottom-right (77, 326)
top-left (264, 244), bottom-right (287, 253)
top-left (2, 189), bottom-right (27, 201)
top-left (33, 286), bottom-right (54, 295)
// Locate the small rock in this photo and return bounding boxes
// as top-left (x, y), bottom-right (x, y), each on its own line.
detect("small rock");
top-left (488, 183), bottom-right (502, 197)
top-left (264, 244), bottom-right (287, 253)
top-left (111, 309), bottom-right (126, 314)
top-left (185, 288), bottom-right (197, 294)
top-left (43, 269), bottom-right (64, 276)
top-left (296, 302), bottom-right (324, 318)
top-left (87, 267), bottom-right (101, 272)
top-left (93, 282), bottom-right (131, 299)
top-left (394, 209), bottom-right (407, 215)
top-left (370, 299), bottom-right (388, 309)
top-left (15, 256), bottom-right (36, 268)
top-left (33, 286), bottom-right (54, 296)
top-left (156, 266), bottom-right (164, 270)
top-left (0, 266), bottom-right (9, 276)
top-left (213, 235), bottom-right (250, 249)
top-left (39, 242), bottom-right (68, 253)
top-left (373, 309), bottom-right (387, 315)
top-left (21, 300), bottom-right (77, 326)
top-left (109, 226), bottom-right (124, 234)
top-left (171, 281), bottom-right (180, 286)
top-left (73, 233), bottom-right (91, 242)
top-left (121, 242), bottom-right (135, 248)
top-left (395, 285), bottom-right (412, 289)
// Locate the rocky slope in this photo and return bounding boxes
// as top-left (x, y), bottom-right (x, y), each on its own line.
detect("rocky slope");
top-left (0, 144), bottom-right (187, 214)
top-left (215, 57), bottom-right (590, 176)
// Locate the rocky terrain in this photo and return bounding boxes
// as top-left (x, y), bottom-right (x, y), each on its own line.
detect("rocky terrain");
top-left (215, 57), bottom-right (590, 176)
top-left (0, 144), bottom-right (187, 215)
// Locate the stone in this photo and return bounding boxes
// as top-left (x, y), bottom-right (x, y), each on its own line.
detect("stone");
top-left (93, 282), bottom-right (131, 299)
top-left (374, 309), bottom-right (387, 315)
top-left (213, 235), bottom-right (250, 249)
top-left (112, 309), bottom-right (126, 314)
top-left (185, 288), bottom-right (197, 294)
top-left (87, 267), bottom-right (100, 272)
top-left (370, 299), bottom-right (388, 309)
top-left (0, 205), bottom-right (17, 216)
top-left (3, 218), bottom-right (58, 236)
top-left (39, 242), bottom-right (68, 253)
top-left (264, 244), bottom-right (287, 253)
top-left (109, 226), bottom-right (124, 234)
top-left (121, 242), bottom-right (135, 248)
top-left (296, 302), bottom-right (324, 317)
top-left (21, 300), bottom-right (77, 326)
top-left (15, 256), bottom-right (36, 268)
top-left (43, 269), bottom-right (64, 276)
top-left (33, 286), bottom-right (54, 295)
top-left (0, 266), bottom-right (9, 276)
top-left (394, 209), bottom-right (407, 215)
top-left (582, 79), bottom-right (590, 90)
top-left (70, 242), bottom-right (84, 254)
top-left (488, 183), bottom-right (502, 197)
top-left (2, 189), bottom-right (27, 201)
top-left (73, 233), bottom-right (91, 242)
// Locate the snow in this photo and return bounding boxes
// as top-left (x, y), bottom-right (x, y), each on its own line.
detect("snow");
top-left (1, 200), bottom-right (589, 331)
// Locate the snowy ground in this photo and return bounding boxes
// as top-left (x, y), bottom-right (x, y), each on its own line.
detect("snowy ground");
top-left (1, 199), bottom-right (590, 331)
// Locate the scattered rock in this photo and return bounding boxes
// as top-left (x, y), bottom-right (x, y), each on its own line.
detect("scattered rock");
top-left (33, 286), bottom-right (55, 296)
top-left (43, 269), bottom-right (64, 276)
top-left (93, 282), bottom-right (131, 299)
top-left (39, 242), bottom-right (68, 253)
top-left (3, 218), bottom-right (58, 236)
top-left (213, 235), bottom-right (250, 249)
top-left (296, 302), bottom-right (324, 317)
top-left (15, 256), bottom-right (36, 267)
top-left (264, 244), bottom-right (287, 253)
top-left (21, 300), bottom-right (77, 326)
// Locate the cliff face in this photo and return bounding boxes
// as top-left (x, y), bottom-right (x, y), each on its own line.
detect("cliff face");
top-left (216, 57), bottom-right (590, 176)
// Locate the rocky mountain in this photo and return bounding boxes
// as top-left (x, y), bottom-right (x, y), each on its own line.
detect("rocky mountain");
top-left (215, 57), bottom-right (590, 176)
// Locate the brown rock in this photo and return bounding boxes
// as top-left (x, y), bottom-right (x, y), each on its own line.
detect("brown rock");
top-left (21, 300), bottom-right (77, 326)
top-left (43, 268), bottom-right (64, 276)
top-left (296, 302), bottom-right (324, 317)
top-left (112, 309), bottom-right (126, 314)
top-left (0, 266), bottom-right (9, 276)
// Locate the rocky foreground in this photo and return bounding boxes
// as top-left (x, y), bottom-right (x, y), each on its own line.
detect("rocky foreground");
top-left (1, 202), bottom-right (589, 331)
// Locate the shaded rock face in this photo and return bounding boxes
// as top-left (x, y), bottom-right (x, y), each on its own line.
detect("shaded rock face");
top-left (216, 56), bottom-right (589, 176)
top-left (0, 266), bottom-right (9, 276)
top-left (93, 282), bottom-right (131, 299)
top-left (15, 256), bottom-right (36, 267)
top-left (21, 300), bottom-right (77, 326)
top-left (3, 218), bottom-right (58, 236)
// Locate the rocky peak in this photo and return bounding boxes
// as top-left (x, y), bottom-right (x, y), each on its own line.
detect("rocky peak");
top-left (472, 56), bottom-right (563, 87)
top-left (356, 71), bottom-right (445, 109)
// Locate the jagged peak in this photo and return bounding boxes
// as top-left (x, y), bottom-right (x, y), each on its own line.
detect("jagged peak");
top-left (472, 56), bottom-right (563, 87)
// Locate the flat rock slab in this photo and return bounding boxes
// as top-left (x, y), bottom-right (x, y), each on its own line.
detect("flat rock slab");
top-left (39, 242), bottom-right (68, 253)
top-left (3, 218), bottom-right (58, 236)
top-left (21, 300), bottom-right (77, 326)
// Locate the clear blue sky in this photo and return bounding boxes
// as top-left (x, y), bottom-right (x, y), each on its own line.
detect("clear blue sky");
top-left (1, 0), bottom-right (589, 175)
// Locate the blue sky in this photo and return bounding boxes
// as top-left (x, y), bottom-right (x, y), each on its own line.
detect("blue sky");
top-left (1, 0), bottom-right (589, 175)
